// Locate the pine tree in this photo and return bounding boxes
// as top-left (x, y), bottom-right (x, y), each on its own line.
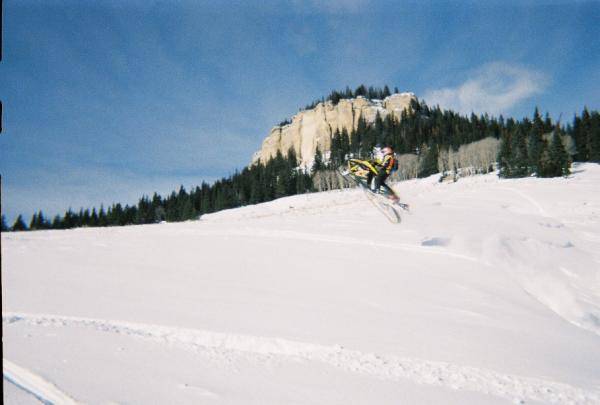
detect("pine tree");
top-left (572, 108), bottom-right (591, 161)
top-left (181, 197), bottom-right (196, 220)
top-left (82, 208), bottom-right (91, 226)
top-left (110, 204), bottom-right (124, 225)
top-left (544, 112), bottom-right (553, 132)
top-left (296, 168), bottom-right (311, 194)
top-left (498, 130), bottom-right (512, 178)
top-left (340, 128), bottom-right (350, 160)
top-left (77, 208), bottom-right (84, 227)
top-left (29, 212), bottom-right (39, 230)
top-left (588, 112), bottom-right (600, 162)
top-left (91, 208), bottom-right (99, 227)
top-left (286, 148), bottom-right (299, 195)
top-left (312, 147), bottom-right (325, 171)
top-left (1, 215), bottom-right (8, 232)
top-left (541, 127), bottom-right (570, 177)
top-left (99, 205), bottom-right (109, 226)
top-left (29, 211), bottom-right (49, 230)
top-left (201, 182), bottom-right (212, 212)
top-left (275, 167), bottom-right (291, 198)
top-left (61, 210), bottom-right (72, 228)
top-left (12, 215), bottom-right (28, 231)
top-left (355, 116), bottom-right (368, 157)
top-left (355, 84), bottom-right (367, 97)
top-left (418, 143), bottom-right (439, 177)
top-left (330, 129), bottom-right (341, 167)
top-left (509, 127), bottom-right (529, 177)
top-left (383, 85), bottom-right (391, 98)
top-left (39, 211), bottom-right (49, 229)
top-left (287, 147), bottom-right (298, 168)
top-left (52, 215), bottom-right (62, 229)
top-left (528, 107), bottom-right (546, 174)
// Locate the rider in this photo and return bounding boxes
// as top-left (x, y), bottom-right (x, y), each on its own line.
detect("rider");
top-left (367, 145), bottom-right (398, 201)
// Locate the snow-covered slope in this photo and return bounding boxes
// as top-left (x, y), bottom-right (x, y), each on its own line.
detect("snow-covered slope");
top-left (3, 163), bottom-right (600, 404)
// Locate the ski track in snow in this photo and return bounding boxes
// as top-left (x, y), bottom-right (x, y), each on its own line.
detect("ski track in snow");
top-left (496, 187), bottom-right (551, 218)
top-left (3, 358), bottom-right (79, 404)
top-left (4, 312), bottom-right (599, 405)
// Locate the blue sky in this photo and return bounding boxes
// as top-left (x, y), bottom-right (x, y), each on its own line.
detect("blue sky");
top-left (1, 0), bottom-right (599, 223)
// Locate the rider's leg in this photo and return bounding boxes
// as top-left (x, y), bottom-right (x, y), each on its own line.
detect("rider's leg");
top-left (366, 172), bottom-right (375, 190)
top-left (378, 173), bottom-right (400, 202)
top-left (374, 172), bottom-right (387, 192)
top-left (381, 182), bottom-right (398, 200)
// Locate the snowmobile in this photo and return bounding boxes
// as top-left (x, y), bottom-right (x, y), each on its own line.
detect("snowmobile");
top-left (339, 158), bottom-right (409, 223)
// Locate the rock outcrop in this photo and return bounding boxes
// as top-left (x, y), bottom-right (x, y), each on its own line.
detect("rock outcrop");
top-left (252, 92), bottom-right (417, 167)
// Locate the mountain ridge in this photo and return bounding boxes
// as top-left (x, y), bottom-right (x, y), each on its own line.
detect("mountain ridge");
top-left (252, 92), bottom-right (417, 167)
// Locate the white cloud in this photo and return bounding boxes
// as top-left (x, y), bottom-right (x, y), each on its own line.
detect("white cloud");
top-left (423, 62), bottom-right (549, 116)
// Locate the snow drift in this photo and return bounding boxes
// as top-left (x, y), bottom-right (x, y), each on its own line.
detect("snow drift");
top-left (3, 163), bottom-right (600, 404)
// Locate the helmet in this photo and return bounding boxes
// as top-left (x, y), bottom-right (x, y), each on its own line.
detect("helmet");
top-left (382, 146), bottom-right (393, 155)
top-left (372, 145), bottom-right (383, 160)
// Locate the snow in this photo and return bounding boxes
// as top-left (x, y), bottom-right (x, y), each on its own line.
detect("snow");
top-left (383, 92), bottom-right (416, 101)
top-left (3, 359), bottom-right (77, 404)
top-left (3, 163), bottom-right (600, 404)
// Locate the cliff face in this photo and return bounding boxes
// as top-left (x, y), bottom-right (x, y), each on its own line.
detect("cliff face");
top-left (252, 92), bottom-right (417, 167)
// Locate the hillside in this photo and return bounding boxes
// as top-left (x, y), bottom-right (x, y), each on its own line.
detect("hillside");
top-left (3, 163), bottom-right (600, 404)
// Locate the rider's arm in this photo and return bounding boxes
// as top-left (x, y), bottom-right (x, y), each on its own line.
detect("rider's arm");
top-left (382, 155), bottom-right (393, 172)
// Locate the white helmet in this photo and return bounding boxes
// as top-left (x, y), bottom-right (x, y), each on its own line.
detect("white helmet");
top-left (372, 146), bottom-right (383, 160)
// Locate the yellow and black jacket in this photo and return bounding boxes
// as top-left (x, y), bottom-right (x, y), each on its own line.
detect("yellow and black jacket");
top-left (379, 154), bottom-right (397, 175)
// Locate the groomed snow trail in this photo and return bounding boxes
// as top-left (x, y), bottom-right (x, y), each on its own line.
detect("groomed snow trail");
top-left (4, 312), bottom-right (598, 405)
top-left (3, 358), bottom-right (79, 404)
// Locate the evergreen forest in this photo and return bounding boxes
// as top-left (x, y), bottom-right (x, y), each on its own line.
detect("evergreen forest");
top-left (4, 85), bottom-right (599, 232)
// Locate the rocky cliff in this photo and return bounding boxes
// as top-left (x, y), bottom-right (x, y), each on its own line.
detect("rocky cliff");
top-left (252, 92), bottom-right (417, 167)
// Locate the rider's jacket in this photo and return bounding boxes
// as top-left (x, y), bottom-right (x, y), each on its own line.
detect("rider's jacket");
top-left (379, 154), bottom-right (396, 175)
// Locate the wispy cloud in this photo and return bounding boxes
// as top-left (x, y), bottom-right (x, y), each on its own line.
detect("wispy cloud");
top-left (292, 0), bottom-right (370, 14)
top-left (423, 62), bottom-right (549, 116)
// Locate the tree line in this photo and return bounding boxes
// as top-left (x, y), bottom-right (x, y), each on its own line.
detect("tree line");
top-left (314, 100), bottom-right (599, 181)
top-left (3, 89), bottom-right (599, 232)
top-left (302, 84), bottom-right (400, 111)
top-left (2, 149), bottom-right (311, 232)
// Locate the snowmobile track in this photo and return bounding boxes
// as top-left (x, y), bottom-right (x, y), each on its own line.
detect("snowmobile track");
top-left (3, 358), bottom-right (79, 404)
top-left (189, 228), bottom-right (479, 262)
top-left (4, 312), bottom-right (599, 405)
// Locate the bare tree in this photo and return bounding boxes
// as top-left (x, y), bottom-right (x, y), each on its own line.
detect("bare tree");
top-left (440, 137), bottom-right (500, 179)
top-left (312, 170), bottom-right (350, 191)
top-left (389, 154), bottom-right (418, 181)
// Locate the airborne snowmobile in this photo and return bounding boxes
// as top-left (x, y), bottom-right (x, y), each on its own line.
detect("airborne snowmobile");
top-left (340, 158), bottom-right (409, 224)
